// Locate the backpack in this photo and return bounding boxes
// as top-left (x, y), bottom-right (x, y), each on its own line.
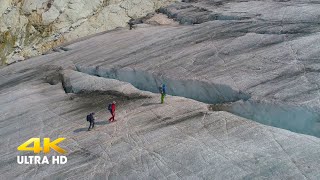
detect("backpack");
top-left (162, 85), bottom-right (166, 94)
top-left (86, 114), bottom-right (91, 122)
top-left (108, 104), bottom-right (112, 111)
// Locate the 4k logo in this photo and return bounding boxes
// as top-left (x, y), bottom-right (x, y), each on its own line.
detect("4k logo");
top-left (17, 138), bottom-right (67, 154)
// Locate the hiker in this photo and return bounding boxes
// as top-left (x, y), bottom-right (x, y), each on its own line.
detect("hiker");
top-left (87, 112), bottom-right (95, 131)
top-left (108, 101), bottom-right (116, 122)
top-left (160, 84), bottom-right (166, 104)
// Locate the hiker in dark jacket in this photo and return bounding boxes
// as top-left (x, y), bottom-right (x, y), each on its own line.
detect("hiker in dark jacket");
top-left (87, 112), bottom-right (95, 131)
top-left (108, 101), bottom-right (116, 122)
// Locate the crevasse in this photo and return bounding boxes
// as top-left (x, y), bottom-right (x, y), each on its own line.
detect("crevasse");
top-left (75, 65), bottom-right (320, 137)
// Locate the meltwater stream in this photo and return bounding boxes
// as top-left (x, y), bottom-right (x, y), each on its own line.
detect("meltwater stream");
top-left (76, 65), bottom-right (320, 137)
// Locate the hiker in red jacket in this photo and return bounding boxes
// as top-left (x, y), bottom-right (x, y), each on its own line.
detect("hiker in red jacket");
top-left (108, 101), bottom-right (116, 122)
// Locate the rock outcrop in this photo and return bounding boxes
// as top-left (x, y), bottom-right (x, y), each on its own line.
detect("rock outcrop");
top-left (0, 0), bottom-right (177, 65)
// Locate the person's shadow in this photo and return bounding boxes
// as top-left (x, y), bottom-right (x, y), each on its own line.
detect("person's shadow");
top-left (73, 120), bottom-right (109, 133)
top-left (141, 102), bottom-right (160, 106)
top-left (73, 128), bottom-right (88, 133)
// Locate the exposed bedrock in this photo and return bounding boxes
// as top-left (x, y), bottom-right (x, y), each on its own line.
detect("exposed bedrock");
top-left (0, 0), bottom-right (177, 65)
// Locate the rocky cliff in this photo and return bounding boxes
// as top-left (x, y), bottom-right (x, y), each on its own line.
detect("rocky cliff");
top-left (0, 0), bottom-right (177, 65)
